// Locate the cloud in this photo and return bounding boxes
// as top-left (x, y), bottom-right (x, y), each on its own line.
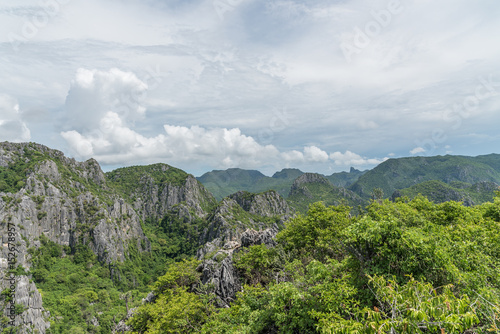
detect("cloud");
top-left (60, 68), bottom-right (387, 173)
top-left (63, 68), bottom-right (147, 133)
top-left (329, 150), bottom-right (387, 167)
top-left (409, 147), bottom-right (426, 155)
top-left (304, 146), bottom-right (329, 162)
top-left (0, 94), bottom-right (30, 142)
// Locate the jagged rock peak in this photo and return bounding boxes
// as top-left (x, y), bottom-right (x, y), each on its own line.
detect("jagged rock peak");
top-left (292, 173), bottom-right (330, 186)
top-left (197, 227), bottom-right (279, 307)
top-left (106, 163), bottom-right (217, 220)
top-left (228, 190), bottom-right (292, 217)
top-left (0, 142), bottom-right (151, 334)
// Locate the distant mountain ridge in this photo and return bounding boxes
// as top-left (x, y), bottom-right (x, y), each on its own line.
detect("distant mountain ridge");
top-left (198, 167), bottom-right (365, 200)
top-left (197, 154), bottom-right (500, 208)
top-left (348, 154), bottom-right (500, 200)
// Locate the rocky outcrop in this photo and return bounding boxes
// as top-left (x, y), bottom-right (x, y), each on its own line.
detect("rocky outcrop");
top-left (198, 190), bottom-right (291, 259)
top-left (197, 228), bottom-right (278, 307)
top-left (112, 308), bottom-right (135, 334)
top-left (107, 164), bottom-right (217, 221)
top-left (0, 142), bottom-right (149, 334)
top-left (229, 190), bottom-right (293, 218)
top-left (289, 173), bottom-right (330, 199)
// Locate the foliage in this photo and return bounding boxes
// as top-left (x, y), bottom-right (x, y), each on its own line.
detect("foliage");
top-left (0, 148), bottom-right (48, 193)
top-left (28, 233), bottom-right (178, 333)
top-left (314, 276), bottom-right (479, 334)
top-left (350, 154), bottom-right (500, 199)
top-left (127, 260), bottom-right (216, 334)
top-left (276, 202), bottom-right (351, 261)
top-left (196, 195), bottom-right (500, 333)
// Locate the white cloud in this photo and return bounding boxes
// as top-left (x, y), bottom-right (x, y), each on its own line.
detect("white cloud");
top-left (3, 1), bottom-right (499, 174)
top-left (410, 147), bottom-right (426, 155)
top-left (304, 146), bottom-right (329, 162)
top-left (329, 150), bottom-right (387, 167)
top-left (64, 68), bottom-right (147, 132)
top-left (0, 94), bottom-right (30, 142)
top-left (60, 68), bottom-right (387, 173)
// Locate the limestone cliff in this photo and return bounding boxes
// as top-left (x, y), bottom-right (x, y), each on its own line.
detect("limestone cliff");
top-left (197, 228), bottom-right (278, 307)
top-left (106, 164), bottom-right (217, 221)
top-left (0, 142), bottom-right (149, 333)
top-left (198, 190), bottom-right (292, 259)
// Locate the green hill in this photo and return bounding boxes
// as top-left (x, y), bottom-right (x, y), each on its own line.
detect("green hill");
top-left (198, 168), bottom-right (304, 200)
top-left (287, 173), bottom-right (364, 213)
top-left (326, 167), bottom-right (366, 187)
top-left (349, 154), bottom-right (500, 199)
top-left (392, 180), bottom-right (499, 205)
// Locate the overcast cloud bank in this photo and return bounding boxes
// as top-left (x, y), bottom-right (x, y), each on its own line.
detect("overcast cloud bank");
top-left (1, 0), bottom-right (499, 175)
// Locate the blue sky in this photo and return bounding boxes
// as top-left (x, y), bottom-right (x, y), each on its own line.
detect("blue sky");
top-left (1, 0), bottom-right (499, 176)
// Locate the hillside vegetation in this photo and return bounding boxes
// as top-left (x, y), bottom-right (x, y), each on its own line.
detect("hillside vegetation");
top-left (2, 143), bottom-right (500, 333)
top-left (127, 194), bottom-right (500, 333)
top-left (349, 154), bottom-right (500, 199)
top-left (198, 167), bottom-right (367, 201)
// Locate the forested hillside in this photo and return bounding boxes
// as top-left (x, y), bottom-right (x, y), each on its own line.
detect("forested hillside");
top-left (0, 142), bottom-right (291, 333)
top-left (1, 142), bottom-right (500, 333)
top-left (349, 154), bottom-right (500, 199)
top-left (127, 195), bottom-right (500, 333)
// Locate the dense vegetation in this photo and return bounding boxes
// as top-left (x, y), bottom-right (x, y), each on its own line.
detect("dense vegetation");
top-left (350, 154), bottom-right (500, 199)
top-left (0, 146), bottom-right (49, 193)
top-left (106, 163), bottom-right (189, 201)
top-left (25, 232), bottom-right (169, 333)
top-left (287, 177), bottom-right (364, 214)
top-left (23, 208), bottom-right (210, 333)
top-left (128, 194), bottom-right (500, 333)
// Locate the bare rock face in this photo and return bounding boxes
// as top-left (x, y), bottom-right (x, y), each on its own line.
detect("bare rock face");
top-left (195, 191), bottom-right (286, 307)
top-left (0, 142), bottom-right (149, 333)
top-left (106, 164), bottom-right (217, 222)
top-left (198, 190), bottom-right (291, 259)
top-left (229, 190), bottom-right (293, 218)
top-left (197, 228), bottom-right (278, 307)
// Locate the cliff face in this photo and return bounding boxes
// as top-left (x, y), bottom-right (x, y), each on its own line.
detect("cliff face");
top-left (198, 190), bottom-right (292, 259)
top-left (106, 164), bottom-right (217, 221)
top-left (228, 190), bottom-right (293, 218)
top-left (288, 173), bottom-right (364, 213)
top-left (197, 228), bottom-right (278, 307)
top-left (0, 143), bottom-right (149, 333)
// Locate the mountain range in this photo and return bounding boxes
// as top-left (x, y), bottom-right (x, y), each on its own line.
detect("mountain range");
top-left (198, 153), bottom-right (500, 208)
top-left (1, 142), bottom-right (500, 333)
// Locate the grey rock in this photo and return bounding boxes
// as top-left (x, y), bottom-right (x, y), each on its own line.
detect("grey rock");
top-left (197, 228), bottom-right (278, 307)
top-left (0, 142), bottom-right (150, 333)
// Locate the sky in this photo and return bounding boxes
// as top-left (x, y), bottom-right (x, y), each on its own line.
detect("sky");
top-left (1, 0), bottom-right (499, 176)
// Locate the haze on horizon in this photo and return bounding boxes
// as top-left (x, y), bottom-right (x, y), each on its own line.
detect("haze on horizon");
top-left (1, 0), bottom-right (499, 176)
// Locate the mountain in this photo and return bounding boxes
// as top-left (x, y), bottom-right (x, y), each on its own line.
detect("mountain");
top-left (392, 180), bottom-right (499, 206)
top-left (198, 168), bottom-right (305, 200)
top-left (326, 167), bottom-right (366, 187)
top-left (198, 167), bottom-right (366, 201)
top-left (106, 163), bottom-right (217, 221)
top-left (287, 173), bottom-right (364, 213)
top-left (197, 168), bottom-right (267, 200)
top-left (0, 142), bottom-right (292, 333)
top-left (0, 142), bottom-right (149, 333)
top-left (349, 154), bottom-right (500, 199)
